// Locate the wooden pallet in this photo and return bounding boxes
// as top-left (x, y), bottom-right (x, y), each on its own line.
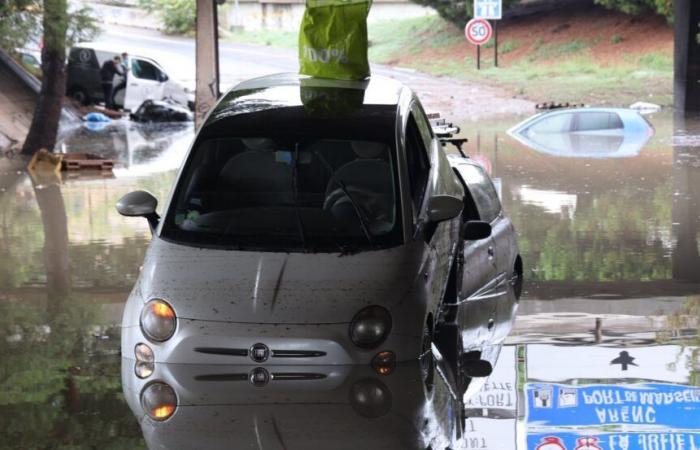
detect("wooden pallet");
top-left (61, 153), bottom-right (115, 171)
top-left (28, 150), bottom-right (115, 174)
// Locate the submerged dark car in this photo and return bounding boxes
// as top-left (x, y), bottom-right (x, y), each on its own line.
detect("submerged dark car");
top-left (117, 73), bottom-right (521, 392)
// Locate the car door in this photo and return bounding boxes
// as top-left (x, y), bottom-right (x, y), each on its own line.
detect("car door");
top-left (452, 162), bottom-right (501, 300)
top-left (403, 106), bottom-right (443, 311)
top-left (124, 58), bottom-right (165, 111)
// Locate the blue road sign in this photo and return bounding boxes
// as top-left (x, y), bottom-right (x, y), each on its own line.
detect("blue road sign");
top-left (474, 0), bottom-right (502, 20)
top-left (526, 383), bottom-right (700, 430)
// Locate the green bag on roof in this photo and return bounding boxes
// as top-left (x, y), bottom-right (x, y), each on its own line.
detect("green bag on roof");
top-left (298, 0), bottom-right (372, 81)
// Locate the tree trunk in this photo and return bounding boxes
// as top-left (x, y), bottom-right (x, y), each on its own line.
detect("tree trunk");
top-left (34, 182), bottom-right (71, 300)
top-left (21, 0), bottom-right (68, 155)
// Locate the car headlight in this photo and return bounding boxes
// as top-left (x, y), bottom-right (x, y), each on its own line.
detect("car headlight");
top-left (350, 306), bottom-right (392, 349)
top-left (140, 299), bottom-right (177, 342)
top-left (349, 378), bottom-right (392, 418)
top-left (140, 382), bottom-right (177, 421)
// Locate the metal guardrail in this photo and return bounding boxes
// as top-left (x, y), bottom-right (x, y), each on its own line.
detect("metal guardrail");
top-left (0, 48), bottom-right (79, 122)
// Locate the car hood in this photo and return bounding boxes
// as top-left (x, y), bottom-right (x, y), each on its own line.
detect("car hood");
top-left (136, 238), bottom-right (425, 324)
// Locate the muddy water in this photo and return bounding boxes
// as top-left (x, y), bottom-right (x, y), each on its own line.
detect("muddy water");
top-left (0, 113), bottom-right (698, 449)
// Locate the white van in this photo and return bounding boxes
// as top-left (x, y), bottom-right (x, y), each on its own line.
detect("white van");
top-left (66, 43), bottom-right (194, 112)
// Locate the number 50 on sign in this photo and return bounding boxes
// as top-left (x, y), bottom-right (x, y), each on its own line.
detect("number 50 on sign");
top-left (465, 18), bottom-right (493, 46)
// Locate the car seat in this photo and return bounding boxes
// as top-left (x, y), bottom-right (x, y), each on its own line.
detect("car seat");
top-left (323, 141), bottom-right (394, 235)
top-left (217, 138), bottom-right (293, 207)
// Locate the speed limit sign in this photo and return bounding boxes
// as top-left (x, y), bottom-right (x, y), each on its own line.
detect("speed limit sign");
top-left (465, 18), bottom-right (493, 46)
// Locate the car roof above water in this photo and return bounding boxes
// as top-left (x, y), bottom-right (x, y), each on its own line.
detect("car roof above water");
top-left (200, 73), bottom-right (408, 140)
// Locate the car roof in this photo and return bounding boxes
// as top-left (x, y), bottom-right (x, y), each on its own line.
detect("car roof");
top-left (199, 73), bottom-right (410, 140)
top-left (205, 73), bottom-right (406, 123)
top-left (507, 107), bottom-right (642, 135)
top-left (72, 42), bottom-right (160, 65)
top-left (230, 73), bottom-right (405, 105)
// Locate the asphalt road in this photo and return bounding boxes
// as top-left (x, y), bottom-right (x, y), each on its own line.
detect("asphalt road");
top-left (96, 25), bottom-right (534, 121)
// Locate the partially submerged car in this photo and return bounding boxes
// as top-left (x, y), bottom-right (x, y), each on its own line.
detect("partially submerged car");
top-left (507, 108), bottom-right (655, 158)
top-left (117, 74), bottom-right (521, 386)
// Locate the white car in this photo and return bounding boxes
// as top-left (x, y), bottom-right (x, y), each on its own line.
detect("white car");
top-left (66, 43), bottom-right (194, 111)
top-left (508, 108), bottom-right (655, 158)
top-left (117, 74), bottom-right (521, 389)
top-left (121, 283), bottom-right (520, 448)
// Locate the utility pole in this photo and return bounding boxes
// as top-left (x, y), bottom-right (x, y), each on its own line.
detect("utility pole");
top-left (195, 0), bottom-right (222, 129)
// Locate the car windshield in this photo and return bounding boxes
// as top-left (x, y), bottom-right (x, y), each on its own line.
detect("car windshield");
top-left (162, 136), bottom-right (402, 252)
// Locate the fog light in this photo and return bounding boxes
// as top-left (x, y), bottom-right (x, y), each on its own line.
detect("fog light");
top-left (135, 343), bottom-right (154, 363)
top-left (371, 350), bottom-right (396, 376)
top-left (349, 378), bottom-right (392, 418)
top-left (350, 306), bottom-right (392, 349)
top-left (140, 382), bottom-right (177, 421)
top-left (140, 299), bottom-right (176, 342)
top-left (135, 361), bottom-right (155, 379)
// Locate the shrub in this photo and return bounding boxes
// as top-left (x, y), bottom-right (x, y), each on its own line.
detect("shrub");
top-left (139, 0), bottom-right (196, 35)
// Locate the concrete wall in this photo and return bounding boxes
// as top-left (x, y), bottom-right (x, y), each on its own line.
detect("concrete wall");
top-left (0, 62), bottom-right (35, 149)
top-left (82, 0), bottom-right (435, 32)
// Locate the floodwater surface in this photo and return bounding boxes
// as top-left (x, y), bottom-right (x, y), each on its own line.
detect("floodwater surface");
top-left (0, 111), bottom-right (698, 449)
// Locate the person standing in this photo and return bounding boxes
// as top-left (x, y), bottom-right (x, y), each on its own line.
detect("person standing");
top-left (111, 52), bottom-right (129, 109)
top-left (100, 55), bottom-right (121, 110)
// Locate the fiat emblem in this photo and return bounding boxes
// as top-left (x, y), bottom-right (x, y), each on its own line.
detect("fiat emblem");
top-left (249, 367), bottom-right (270, 387)
top-left (249, 343), bottom-right (270, 363)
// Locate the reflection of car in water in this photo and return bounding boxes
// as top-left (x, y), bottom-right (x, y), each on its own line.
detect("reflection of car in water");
top-left (508, 108), bottom-right (655, 158)
top-left (116, 73), bottom-right (521, 402)
top-left (59, 120), bottom-right (193, 175)
top-left (121, 358), bottom-right (463, 450)
top-left (66, 43), bottom-right (194, 111)
top-left (121, 283), bottom-right (520, 449)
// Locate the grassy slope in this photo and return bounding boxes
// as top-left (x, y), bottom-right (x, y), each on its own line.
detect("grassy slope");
top-left (224, 11), bottom-right (673, 106)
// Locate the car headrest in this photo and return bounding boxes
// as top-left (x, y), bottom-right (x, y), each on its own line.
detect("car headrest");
top-left (241, 138), bottom-right (275, 152)
top-left (351, 141), bottom-right (386, 159)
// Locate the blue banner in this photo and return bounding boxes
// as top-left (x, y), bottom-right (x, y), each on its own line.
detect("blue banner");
top-left (527, 432), bottom-right (700, 450)
top-left (526, 383), bottom-right (700, 429)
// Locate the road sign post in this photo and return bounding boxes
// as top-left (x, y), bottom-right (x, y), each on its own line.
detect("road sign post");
top-left (471, 0), bottom-right (502, 69)
top-left (465, 18), bottom-right (493, 70)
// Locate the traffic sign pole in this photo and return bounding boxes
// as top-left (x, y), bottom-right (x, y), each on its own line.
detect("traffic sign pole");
top-left (494, 20), bottom-right (498, 68)
top-left (465, 18), bottom-right (493, 70)
top-left (472, 0), bottom-right (501, 69)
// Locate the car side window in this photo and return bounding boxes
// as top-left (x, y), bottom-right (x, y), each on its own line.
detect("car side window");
top-left (527, 113), bottom-right (574, 134)
top-left (457, 164), bottom-right (501, 223)
top-left (131, 59), bottom-right (160, 81)
top-left (405, 113), bottom-right (431, 215)
top-left (575, 112), bottom-right (624, 131)
top-left (411, 104), bottom-right (434, 151)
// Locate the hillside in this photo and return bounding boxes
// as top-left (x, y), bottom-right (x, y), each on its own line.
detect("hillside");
top-left (228, 4), bottom-right (673, 107)
top-left (368, 6), bottom-right (673, 106)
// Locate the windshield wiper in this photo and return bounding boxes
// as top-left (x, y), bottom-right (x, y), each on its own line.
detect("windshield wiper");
top-left (335, 179), bottom-right (374, 246)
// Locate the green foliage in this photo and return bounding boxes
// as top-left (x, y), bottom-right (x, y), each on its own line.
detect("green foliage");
top-left (593, 0), bottom-right (672, 19)
top-left (638, 51), bottom-right (672, 70)
top-left (499, 39), bottom-right (519, 54)
top-left (139, 0), bottom-right (196, 35)
top-left (0, 1), bottom-right (98, 54)
top-left (408, 0), bottom-right (672, 26)
top-left (611, 34), bottom-right (623, 44)
top-left (408, 0), bottom-right (519, 27)
top-left (528, 39), bottom-right (590, 61)
top-left (0, 1), bottom-right (40, 51)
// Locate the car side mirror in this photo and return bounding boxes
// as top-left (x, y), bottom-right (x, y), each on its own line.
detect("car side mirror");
top-left (461, 220), bottom-right (491, 240)
top-left (116, 190), bottom-right (159, 230)
top-left (426, 195), bottom-right (463, 222)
